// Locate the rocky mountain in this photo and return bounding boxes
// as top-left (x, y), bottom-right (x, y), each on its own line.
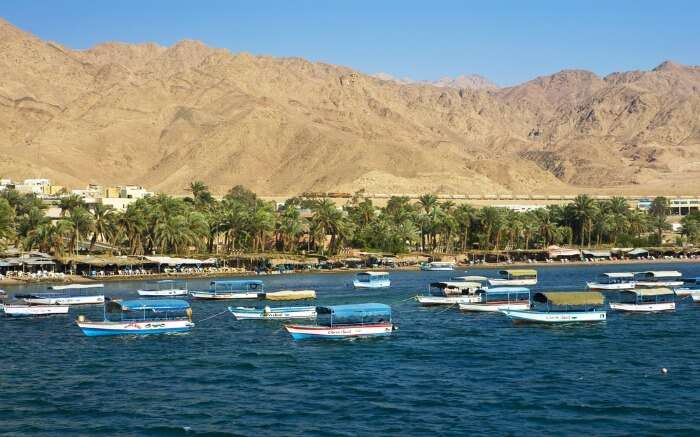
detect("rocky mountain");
top-left (371, 72), bottom-right (498, 90)
top-left (1, 17), bottom-right (700, 195)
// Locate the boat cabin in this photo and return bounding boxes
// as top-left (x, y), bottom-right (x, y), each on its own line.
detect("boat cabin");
top-left (103, 299), bottom-right (192, 323)
top-left (477, 287), bottom-right (531, 303)
top-left (617, 288), bottom-right (675, 305)
top-left (353, 271), bottom-right (391, 288)
top-left (597, 272), bottom-right (635, 284)
top-left (499, 269), bottom-right (537, 280)
top-left (633, 271), bottom-right (683, 286)
top-left (429, 281), bottom-right (481, 296)
top-left (315, 303), bottom-right (392, 327)
top-left (532, 291), bottom-right (605, 312)
top-left (421, 261), bottom-right (455, 271)
top-left (210, 280), bottom-right (264, 293)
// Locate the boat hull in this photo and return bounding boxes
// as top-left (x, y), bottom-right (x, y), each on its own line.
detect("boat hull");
top-left (353, 280), bottom-right (391, 289)
top-left (692, 292), bottom-right (700, 302)
top-left (2, 304), bottom-right (70, 317)
top-left (22, 295), bottom-right (105, 305)
top-left (77, 319), bottom-right (194, 336)
top-left (635, 281), bottom-right (683, 287)
top-left (229, 306), bottom-right (317, 320)
top-left (609, 302), bottom-right (675, 312)
top-left (458, 302), bottom-right (530, 312)
top-left (189, 291), bottom-right (259, 300)
top-left (285, 323), bottom-right (394, 340)
top-left (137, 289), bottom-right (189, 297)
top-left (502, 309), bottom-right (607, 323)
top-left (416, 295), bottom-right (482, 306)
top-left (488, 279), bottom-right (537, 286)
top-left (586, 282), bottom-right (635, 290)
top-left (264, 290), bottom-right (316, 301)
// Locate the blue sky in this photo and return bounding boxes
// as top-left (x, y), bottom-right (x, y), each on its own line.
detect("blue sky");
top-left (3, 0), bottom-right (699, 86)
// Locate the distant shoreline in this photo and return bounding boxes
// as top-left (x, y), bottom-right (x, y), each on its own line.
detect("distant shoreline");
top-left (2, 256), bottom-right (699, 288)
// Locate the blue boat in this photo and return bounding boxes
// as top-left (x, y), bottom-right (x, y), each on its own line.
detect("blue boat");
top-left (76, 299), bottom-right (194, 336)
top-left (285, 303), bottom-right (395, 340)
top-left (190, 280), bottom-right (264, 299)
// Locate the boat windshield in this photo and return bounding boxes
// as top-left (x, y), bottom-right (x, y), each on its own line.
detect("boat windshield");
top-left (211, 280), bottom-right (263, 292)
top-left (317, 303), bottom-right (391, 327)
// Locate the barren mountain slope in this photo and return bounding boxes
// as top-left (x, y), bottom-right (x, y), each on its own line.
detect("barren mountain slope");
top-left (1, 18), bottom-right (699, 195)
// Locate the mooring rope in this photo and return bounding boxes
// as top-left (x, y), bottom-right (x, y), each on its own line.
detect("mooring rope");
top-left (197, 310), bottom-right (229, 323)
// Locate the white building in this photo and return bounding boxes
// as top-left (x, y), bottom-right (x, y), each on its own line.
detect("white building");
top-left (23, 178), bottom-right (50, 186)
top-left (120, 185), bottom-right (152, 199)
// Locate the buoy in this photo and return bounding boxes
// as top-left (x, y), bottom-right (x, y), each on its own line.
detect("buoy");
top-left (661, 367), bottom-right (668, 375)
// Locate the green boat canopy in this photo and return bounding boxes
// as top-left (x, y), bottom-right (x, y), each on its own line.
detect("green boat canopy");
top-left (533, 291), bottom-right (604, 306)
top-left (501, 269), bottom-right (537, 277)
top-left (624, 287), bottom-right (674, 297)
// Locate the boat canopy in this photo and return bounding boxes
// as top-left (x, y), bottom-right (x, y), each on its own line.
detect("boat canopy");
top-left (635, 271), bottom-right (682, 279)
top-left (500, 269), bottom-right (537, 277)
top-left (317, 303), bottom-right (391, 318)
top-left (533, 291), bottom-right (604, 306)
top-left (622, 288), bottom-right (674, 297)
top-left (49, 283), bottom-right (105, 290)
top-left (601, 272), bottom-right (634, 278)
top-left (108, 299), bottom-right (190, 312)
top-left (453, 275), bottom-right (488, 281)
top-left (431, 281), bottom-right (481, 289)
top-left (483, 287), bottom-right (530, 295)
top-left (357, 271), bottom-right (389, 277)
top-left (211, 280), bottom-right (263, 287)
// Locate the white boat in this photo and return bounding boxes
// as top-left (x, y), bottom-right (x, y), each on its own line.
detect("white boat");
top-left (586, 272), bottom-right (636, 290)
top-left (487, 269), bottom-right (537, 286)
top-left (18, 283), bottom-right (105, 305)
top-left (458, 287), bottom-right (531, 312)
top-left (353, 272), bottom-right (390, 289)
top-left (691, 292), bottom-right (700, 302)
top-left (633, 271), bottom-right (683, 288)
top-left (285, 303), bottom-right (394, 340)
top-left (1, 303), bottom-right (70, 317)
top-left (420, 261), bottom-right (455, 271)
top-left (77, 299), bottom-right (194, 336)
top-left (137, 280), bottom-right (188, 297)
top-left (502, 291), bottom-right (607, 324)
top-left (609, 288), bottom-right (675, 312)
top-left (228, 305), bottom-right (317, 320)
top-left (190, 280), bottom-right (263, 300)
top-left (416, 281), bottom-right (482, 306)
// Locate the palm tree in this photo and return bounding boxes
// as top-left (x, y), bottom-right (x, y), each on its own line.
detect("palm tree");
top-left (115, 205), bottom-right (147, 254)
top-left (453, 204), bottom-right (476, 251)
top-left (187, 180), bottom-right (214, 207)
top-left (311, 199), bottom-right (343, 254)
top-left (67, 207), bottom-right (95, 254)
top-left (572, 195), bottom-right (598, 247)
top-left (278, 208), bottom-right (303, 252)
top-left (0, 198), bottom-right (15, 245)
top-left (478, 207), bottom-right (503, 250)
top-left (89, 204), bottom-right (115, 252)
top-left (58, 194), bottom-right (86, 217)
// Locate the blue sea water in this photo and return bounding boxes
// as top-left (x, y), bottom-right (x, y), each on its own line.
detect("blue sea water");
top-left (1, 263), bottom-right (700, 436)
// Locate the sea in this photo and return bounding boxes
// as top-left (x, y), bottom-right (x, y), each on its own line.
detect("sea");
top-left (1, 263), bottom-right (699, 436)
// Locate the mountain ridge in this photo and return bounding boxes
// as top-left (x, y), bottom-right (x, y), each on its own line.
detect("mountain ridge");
top-left (1, 18), bottom-right (699, 195)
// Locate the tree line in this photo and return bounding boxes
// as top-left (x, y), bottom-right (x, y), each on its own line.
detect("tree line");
top-left (0, 182), bottom-right (684, 257)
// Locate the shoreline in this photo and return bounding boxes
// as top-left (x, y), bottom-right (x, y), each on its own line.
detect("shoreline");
top-left (2, 257), bottom-right (699, 288)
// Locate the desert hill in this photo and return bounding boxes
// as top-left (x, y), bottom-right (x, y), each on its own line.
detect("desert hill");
top-left (1, 17), bottom-right (699, 195)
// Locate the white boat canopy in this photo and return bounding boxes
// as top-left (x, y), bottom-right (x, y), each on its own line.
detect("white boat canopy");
top-left (621, 288), bottom-right (674, 297)
top-left (432, 281), bottom-right (482, 289)
top-left (453, 276), bottom-right (488, 281)
top-left (635, 271), bottom-right (682, 278)
top-left (601, 272), bottom-right (635, 278)
top-left (357, 271), bottom-right (389, 276)
top-left (49, 283), bottom-right (105, 290)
